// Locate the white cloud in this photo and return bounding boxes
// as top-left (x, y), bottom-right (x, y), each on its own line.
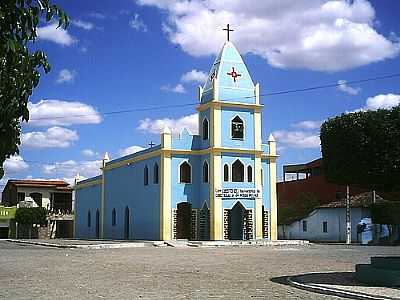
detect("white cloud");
top-left (89, 12), bottom-right (106, 19)
top-left (129, 14), bottom-right (148, 32)
top-left (273, 130), bottom-right (320, 149)
top-left (37, 23), bottom-right (77, 46)
top-left (138, 113), bottom-right (198, 136)
top-left (21, 127), bottom-right (78, 149)
top-left (28, 99), bottom-right (102, 127)
top-left (42, 160), bottom-right (102, 182)
top-left (4, 156), bottom-right (29, 174)
top-left (161, 83), bottom-right (186, 94)
top-left (137, 0), bottom-right (400, 72)
top-left (119, 145), bottom-right (146, 157)
top-left (71, 19), bottom-right (94, 30)
top-left (81, 149), bottom-right (99, 158)
top-left (181, 69), bottom-right (208, 84)
top-left (56, 69), bottom-right (77, 84)
top-left (337, 79), bottom-right (361, 95)
top-left (364, 93), bottom-right (400, 110)
top-left (291, 120), bottom-right (323, 130)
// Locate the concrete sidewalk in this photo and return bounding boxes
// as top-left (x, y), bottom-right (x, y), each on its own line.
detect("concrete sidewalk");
top-left (288, 271), bottom-right (400, 300)
top-left (6, 238), bottom-right (309, 249)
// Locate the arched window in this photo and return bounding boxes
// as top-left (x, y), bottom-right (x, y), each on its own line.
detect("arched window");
top-left (144, 165), bottom-right (149, 185)
top-left (202, 118), bottom-right (209, 140)
top-left (247, 165), bottom-right (253, 182)
top-left (232, 159), bottom-right (244, 182)
top-left (203, 161), bottom-right (209, 183)
top-left (231, 116), bottom-right (244, 140)
top-left (179, 161), bottom-right (191, 183)
top-left (87, 210), bottom-right (91, 227)
top-left (153, 163), bottom-right (159, 184)
top-left (261, 169), bottom-right (264, 186)
top-left (224, 164), bottom-right (229, 182)
top-left (112, 208), bottom-right (116, 226)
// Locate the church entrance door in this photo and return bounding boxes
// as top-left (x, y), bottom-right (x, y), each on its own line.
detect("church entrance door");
top-left (224, 201), bottom-right (254, 240)
top-left (124, 207), bottom-right (130, 239)
top-left (176, 202), bottom-right (192, 239)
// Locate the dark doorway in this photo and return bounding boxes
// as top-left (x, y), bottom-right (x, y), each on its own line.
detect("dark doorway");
top-left (0, 227), bottom-right (9, 238)
top-left (229, 202), bottom-right (246, 240)
top-left (176, 202), bottom-right (192, 239)
top-left (124, 207), bottom-right (130, 239)
top-left (95, 209), bottom-right (100, 238)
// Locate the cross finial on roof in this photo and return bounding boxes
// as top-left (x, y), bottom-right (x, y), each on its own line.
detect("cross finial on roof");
top-left (223, 24), bottom-right (234, 42)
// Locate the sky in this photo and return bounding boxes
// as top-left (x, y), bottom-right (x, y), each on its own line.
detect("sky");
top-left (2, 0), bottom-right (400, 192)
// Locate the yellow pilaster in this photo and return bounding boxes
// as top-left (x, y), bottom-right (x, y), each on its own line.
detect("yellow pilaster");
top-left (100, 153), bottom-right (109, 239)
top-left (254, 155), bottom-right (263, 239)
top-left (160, 127), bottom-right (172, 240)
top-left (268, 135), bottom-right (278, 240)
top-left (254, 110), bottom-right (262, 151)
top-left (210, 151), bottom-right (222, 240)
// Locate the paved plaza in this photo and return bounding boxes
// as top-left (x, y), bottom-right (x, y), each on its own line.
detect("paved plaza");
top-left (0, 241), bottom-right (399, 299)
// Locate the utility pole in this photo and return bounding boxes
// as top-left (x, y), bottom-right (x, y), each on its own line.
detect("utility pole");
top-left (346, 185), bottom-right (351, 245)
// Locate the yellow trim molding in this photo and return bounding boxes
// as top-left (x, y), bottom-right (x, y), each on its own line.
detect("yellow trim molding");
top-left (210, 151), bottom-right (222, 240)
top-left (160, 129), bottom-right (172, 240)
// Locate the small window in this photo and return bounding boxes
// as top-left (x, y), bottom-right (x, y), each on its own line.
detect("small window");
top-left (153, 163), bottom-right (159, 184)
top-left (323, 221), bottom-right (328, 233)
top-left (202, 118), bottom-right (209, 140)
top-left (180, 161), bottom-right (191, 183)
top-left (112, 208), bottom-right (116, 226)
top-left (17, 192), bottom-right (25, 202)
top-left (247, 165), bottom-right (253, 182)
top-left (224, 164), bottom-right (229, 182)
top-left (261, 169), bottom-right (264, 186)
top-left (203, 161), bottom-right (209, 183)
top-left (88, 211), bottom-right (91, 227)
top-left (302, 220), bottom-right (307, 232)
top-left (231, 116), bottom-right (244, 140)
top-left (144, 165), bottom-right (149, 186)
top-left (232, 159), bottom-right (244, 182)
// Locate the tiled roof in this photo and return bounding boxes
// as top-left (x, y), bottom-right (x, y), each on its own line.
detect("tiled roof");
top-left (318, 192), bottom-right (385, 209)
top-left (7, 179), bottom-right (70, 188)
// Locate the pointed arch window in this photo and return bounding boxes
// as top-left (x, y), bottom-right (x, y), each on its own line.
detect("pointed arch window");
top-left (203, 161), bottom-right (209, 183)
top-left (112, 208), bottom-right (116, 226)
top-left (153, 163), bottom-right (159, 184)
top-left (180, 161), bottom-right (191, 183)
top-left (87, 210), bottom-right (91, 227)
top-left (224, 164), bottom-right (229, 182)
top-left (202, 118), bottom-right (209, 140)
top-left (231, 116), bottom-right (244, 140)
top-left (232, 159), bottom-right (244, 182)
top-left (247, 165), bottom-right (253, 182)
top-left (144, 165), bottom-right (149, 186)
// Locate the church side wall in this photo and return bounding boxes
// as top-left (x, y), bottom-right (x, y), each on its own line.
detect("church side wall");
top-left (104, 156), bottom-right (160, 240)
top-left (75, 184), bottom-right (101, 239)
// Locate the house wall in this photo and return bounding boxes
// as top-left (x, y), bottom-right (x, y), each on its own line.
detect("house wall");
top-left (16, 187), bottom-right (53, 209)
top-left (75, 183), bottom-right (101, 239)
top-left (279, 207), bottom-right (370, 242)
top-left (104, 155), bottom-right (161, 240)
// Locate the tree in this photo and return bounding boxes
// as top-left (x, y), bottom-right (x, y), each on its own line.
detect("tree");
top-left (370, 202), bottom-right (400, 243)
top-left (320, 106), bottom-right (400, 192)
top-left (0, 0), bottom-right (69, 179)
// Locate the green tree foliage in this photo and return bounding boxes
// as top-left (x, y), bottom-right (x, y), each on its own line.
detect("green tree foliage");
top-left (370, 202), bottom-right (400, 225)
top-left (15, 207), bottom-right (47, 225)
top-left (0, 0), bottom-right (68, 179)
top-left (320, 106), bottom-right (400, 191)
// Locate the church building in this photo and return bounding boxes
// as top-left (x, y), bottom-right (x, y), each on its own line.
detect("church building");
top-left (75, 33), bottom-right (278, 241)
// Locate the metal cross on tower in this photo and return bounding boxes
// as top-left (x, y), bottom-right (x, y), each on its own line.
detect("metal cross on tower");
top-left (148, 141), bottom-right (155, 148)
top-left (223, 24), bottom-right (234, 41)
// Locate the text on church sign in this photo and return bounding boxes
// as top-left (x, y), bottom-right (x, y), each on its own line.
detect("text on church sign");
top-left (215, 188), bottom-right (260, 199)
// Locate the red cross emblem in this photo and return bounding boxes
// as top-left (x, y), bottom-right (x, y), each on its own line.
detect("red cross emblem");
top-left (227, 67), bottom-right (241, 82)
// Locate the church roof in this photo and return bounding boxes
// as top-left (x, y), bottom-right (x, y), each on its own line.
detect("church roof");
top-left (201, 41), bottom-right (255, 104)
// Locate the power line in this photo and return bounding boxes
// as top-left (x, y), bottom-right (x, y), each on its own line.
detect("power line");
top-left (27, 72), bottom-right (400, 122)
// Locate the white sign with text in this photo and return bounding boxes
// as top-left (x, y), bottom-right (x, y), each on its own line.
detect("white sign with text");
top-left (215, 188), bottom-right (260, 199)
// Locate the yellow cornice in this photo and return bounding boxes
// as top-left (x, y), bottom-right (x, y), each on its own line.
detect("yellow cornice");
top-left (197, 101), bottom-right (263, 112)
top-left (75, 179), bottom-right (102, 190)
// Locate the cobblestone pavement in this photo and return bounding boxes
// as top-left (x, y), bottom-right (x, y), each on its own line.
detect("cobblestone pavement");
top-left (0, 241), bottom-right (399, 299)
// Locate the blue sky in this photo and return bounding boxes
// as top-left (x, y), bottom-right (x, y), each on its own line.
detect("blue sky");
top-left (2, 0), bottom-right (400, 191)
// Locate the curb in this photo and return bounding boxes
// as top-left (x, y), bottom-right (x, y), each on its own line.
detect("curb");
top-left (6, 239), bottom-right (145, 249)
top-left (287, 275), bottom-right (398, 300)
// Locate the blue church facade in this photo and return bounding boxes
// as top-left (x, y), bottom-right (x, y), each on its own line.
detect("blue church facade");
top-left (75, 40), bottom-right (278, 241)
